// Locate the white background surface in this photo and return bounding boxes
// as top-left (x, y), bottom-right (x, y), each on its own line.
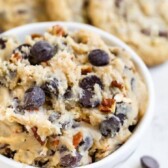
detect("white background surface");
top-left (116, 62), bottom-right (168, 168)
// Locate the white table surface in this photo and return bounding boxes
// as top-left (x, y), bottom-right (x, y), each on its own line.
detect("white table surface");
top-left (116, 62), bottom-right (168, 168)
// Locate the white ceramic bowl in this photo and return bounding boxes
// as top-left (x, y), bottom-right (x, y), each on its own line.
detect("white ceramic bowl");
top-left (0, 22), bottom-right (154, 168)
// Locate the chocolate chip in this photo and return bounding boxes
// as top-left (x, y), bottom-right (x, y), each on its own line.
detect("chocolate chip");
top-left (79, 90), bottom-right (100, 108)
top-left (0, 38), bottom-right (7, 49)
top-left (0, 144), bottom-right (8, 150)
top-left (116, 113), bottom-right (126, 125)
top-left (42, 78), bottom-right (59, 97)
top-left (91, 149), bottom-right (98, 162)
top-left (141, 29), bottom-right (151, 36)
top-left (128, 124), bottom-right (136, 133)
top-left (61, 121), bottom-right (71, 129)
top-left (59, 146), bottom-right (68, 153)
top-left (158, 30), bottom-right (168, 38)
top-left (100, 116), bottom-right (120, 137)
top-left (79, 76), bottom-right (102, 107)
top-left (141, 156), bottom-right (159, 168)
top-left (72, 121), bottom-right (80, 128)
top-left (48, 113), bottom-right (60, 123)
top-left (29, 41), bottom-right (55, 65)
top-left (115, 0), bottom-right (123, 7)
top-left (64, 86), bottom-right (72, 99)
top-left (13, 44), bottom-right (31, 59)
top-left (79, 136), bottom-right (93, 151)
top-left (24, 86), bottom-right (45, 110)
top-left (79, 75), bottom-right (103, 91)
top-left (34, 159), bottom-right (49, 167)
top-left (60, 154), bottom-right (80, 167)
top-left (88, 49), bottom-right (109, 66)
top-left (4, 148), bottom-right (16, 159)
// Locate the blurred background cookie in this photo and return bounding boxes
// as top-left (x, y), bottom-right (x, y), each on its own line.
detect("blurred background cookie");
top-left (45, 0), bottom-right (89, 23)
top-left (0, 0), bottom-right (47, 31)
top-left (88, 0), bottom-right (168, 66)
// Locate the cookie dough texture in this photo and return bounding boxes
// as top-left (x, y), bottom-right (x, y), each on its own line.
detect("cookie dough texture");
top-left (0, 25), bottom-right (147, 167)
top-left (88, 0), bottom-right (168, 66)
top-left (0, 0), bottom-right (47, 31)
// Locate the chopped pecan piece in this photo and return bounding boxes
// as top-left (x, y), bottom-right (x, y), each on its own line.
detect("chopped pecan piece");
top-left (111, 80), bottom-right (123, 90)
top-left (11, 53), bottom-right (22, 62)
top-left (99, 98), bottom-right (116, 113)
top-left (81, 66), bottom-right (93, 75)
top-left (73, 132), bottom-right (83, 148)
top-left (31, 127), bottom-right (45, 145)
top-left (31, 34), bottom-right (44, 39)
top-left (52, 139), bottom-right (60, 147)
top-left (49, 25), bottom-right (67, 36)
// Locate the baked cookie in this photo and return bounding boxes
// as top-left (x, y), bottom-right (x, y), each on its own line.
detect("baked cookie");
top-left (0, 25), bottom-right (147, 167)
top-left (88, 0), bottom-right (168, 66)
top-left (45, 0), bottom-right (89, 23)
top-left (0, 0), bottom-right (48, 31)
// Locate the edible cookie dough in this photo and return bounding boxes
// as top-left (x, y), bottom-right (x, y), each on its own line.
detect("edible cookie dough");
top-left (88, 0), bottom-right (168, 66)
top-left (0, 0), bottom-right (47, 31)
top-left (0, 25), bottom-right (147, 167)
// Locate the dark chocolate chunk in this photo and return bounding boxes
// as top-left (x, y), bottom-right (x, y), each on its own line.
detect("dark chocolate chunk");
top-left (42, 78), bottom-right (59, 97)
top-left (59, 146), bottom-right (68, 153)
top-left (34, 159), bottom-right (49, 167)
top-left (100, 116), bottom-right (120, 137)
top-left (128, 124), bottom-right (137, 133)
top-left (79, 90), bottom-right (100, 108)
top-left (88, 49), bottom-right (109, 66)
top-left (0, 38), bottom-right (7, 49)
top-left (64, 86), bottom-right (72, 99)
top-left (141, 156), bottom-right (159, 168)
top-left (116, 113), bottom-right (126, 125)
top-left (79, 75), bottom-right (103, 91)
top-left (4, 148), bottom-right (16, 159)
top-left (48, 113), bottom-right (60, 123)
top-left (79, 136), bottom-right (93, 151)
top-left (24, 86), bottom-right (45, 110)
top-left (29, 41), bottom-right (55, 65)
top-left (60, 154), bottom-right (80, 167)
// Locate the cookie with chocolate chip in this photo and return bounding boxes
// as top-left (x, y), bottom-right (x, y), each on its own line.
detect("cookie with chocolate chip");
top-left (45, 0), bottom-right (89, 23)
top-left (0, 0), bottom-right (48, 31)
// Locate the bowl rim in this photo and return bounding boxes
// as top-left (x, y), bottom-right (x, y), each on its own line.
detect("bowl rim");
top-left (0, 22), bottom-right (155, 168)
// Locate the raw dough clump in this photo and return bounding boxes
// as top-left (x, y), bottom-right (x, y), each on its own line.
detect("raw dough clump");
top-left (0, 25), bottom-right (147, 167)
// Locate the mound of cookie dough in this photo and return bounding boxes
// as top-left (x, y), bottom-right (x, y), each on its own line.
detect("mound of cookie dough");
top-left (0, 25), bottom-right (147, 167)
top-left (88, 0), bottom-right (168, 66)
